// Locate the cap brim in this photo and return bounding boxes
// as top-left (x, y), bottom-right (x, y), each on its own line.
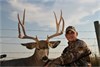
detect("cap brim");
top-left (66, 29), bottom-right (76, 32)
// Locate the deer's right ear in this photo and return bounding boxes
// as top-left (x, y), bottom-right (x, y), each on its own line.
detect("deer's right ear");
top-left (21, 42), bottom-right (37, 49)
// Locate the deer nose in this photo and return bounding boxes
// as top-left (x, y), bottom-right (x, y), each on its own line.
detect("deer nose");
top-left (42, 56), bottom-right (48, 62)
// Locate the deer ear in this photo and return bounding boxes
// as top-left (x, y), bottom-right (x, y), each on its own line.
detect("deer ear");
top-left (21, 42), bottom-right (37, 49)
top-left (49, 41), bottom-right (61, 48)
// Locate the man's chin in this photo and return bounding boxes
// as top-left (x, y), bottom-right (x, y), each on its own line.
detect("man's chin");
top-left (68, 39), bottom-right (76, 42)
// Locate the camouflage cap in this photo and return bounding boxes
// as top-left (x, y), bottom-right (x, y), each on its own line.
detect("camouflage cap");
top-left (65, 26), bottom-right (77, 33)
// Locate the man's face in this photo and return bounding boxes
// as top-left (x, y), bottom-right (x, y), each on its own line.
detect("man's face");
top-left (65, 30), bottom-right (78, 42)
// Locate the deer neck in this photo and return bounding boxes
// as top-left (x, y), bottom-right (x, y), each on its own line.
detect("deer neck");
top-left (29, 50), bottom-right (45, 66)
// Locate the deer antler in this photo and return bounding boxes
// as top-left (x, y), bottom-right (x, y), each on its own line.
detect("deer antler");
top-left (47, 11), bottom-right (64, 41)
top-left (17, 9), bottom-right (38, 42)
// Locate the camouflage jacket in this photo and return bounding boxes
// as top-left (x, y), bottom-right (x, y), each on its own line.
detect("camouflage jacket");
top-left (61, 39), bottom-right (91, 67)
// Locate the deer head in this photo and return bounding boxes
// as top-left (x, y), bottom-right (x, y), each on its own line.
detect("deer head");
top-left (17, 9), bottom-right (64, 61)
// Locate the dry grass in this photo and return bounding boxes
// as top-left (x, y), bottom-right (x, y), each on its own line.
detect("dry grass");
top-left (90, 54), bottom-right (100, 66)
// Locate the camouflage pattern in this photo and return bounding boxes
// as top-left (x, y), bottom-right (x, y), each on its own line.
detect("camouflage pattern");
top-left (44, 39), bottom-right (91, 67)
top-left (61, 39), bottom-right (91, 67)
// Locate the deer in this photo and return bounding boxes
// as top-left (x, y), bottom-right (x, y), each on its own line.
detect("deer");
top-left (0, 10), bottom-right (64, 66)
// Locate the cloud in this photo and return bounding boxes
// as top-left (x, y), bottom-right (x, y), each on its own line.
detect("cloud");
top-left (66, 0), bottom-right (100, 25)
top-left (78, 0), bottom-right (96, 4)
top-left (7, 0), bottom-right (100, 28)
top-left (80, 10), bottom-right (100, 22)
top-left (7, 0), bottom-right (57, 29)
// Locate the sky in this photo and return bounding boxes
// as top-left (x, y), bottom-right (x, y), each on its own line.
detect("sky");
top-left (0, 0), bottom-right (100, 59)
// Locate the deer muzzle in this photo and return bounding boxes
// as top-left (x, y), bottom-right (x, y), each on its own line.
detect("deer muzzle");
top-left (42, 56), bottom-right (48, 62)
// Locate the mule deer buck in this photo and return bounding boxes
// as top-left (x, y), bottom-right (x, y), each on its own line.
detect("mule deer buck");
top-left (0, 10), bottom-right (64, 66)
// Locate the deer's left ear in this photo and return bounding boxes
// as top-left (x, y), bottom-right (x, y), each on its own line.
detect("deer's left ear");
top-left (48, 41), bottom-right (61, 48)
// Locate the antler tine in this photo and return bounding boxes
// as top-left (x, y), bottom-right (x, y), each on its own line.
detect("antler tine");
top-left (53, 12), bottom-right (59, 33)
top-left (17, 10), bottom-right (38, 42)
top-left (59, 10), bottom-right (64, 33)
top-left (17, 14), bottom-right (22, 38)
top-left (61, 17), bottom-right (64, 33)
top-left (23, 9), bottom-right (25, 25)
top-left (59, 10), bottom-right (62, 25)
top-left (17, 13), bottom-right (26, 36)
top-left (53, 10), bottom-right (62, 33)
top-left (47, 11), bottom-right (64, 41)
